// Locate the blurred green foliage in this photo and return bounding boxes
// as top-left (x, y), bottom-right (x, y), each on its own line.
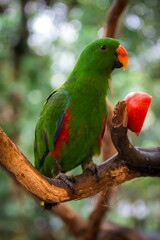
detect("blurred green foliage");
top-left (0, 0), bottom-right (160, 239)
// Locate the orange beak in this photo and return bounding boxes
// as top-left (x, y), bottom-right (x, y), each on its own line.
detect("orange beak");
top-left (116, 45), bottom-right (128, 70)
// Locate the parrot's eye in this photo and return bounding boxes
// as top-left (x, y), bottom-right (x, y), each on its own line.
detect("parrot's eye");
top-left (101, 45), bottom-right (107, 51)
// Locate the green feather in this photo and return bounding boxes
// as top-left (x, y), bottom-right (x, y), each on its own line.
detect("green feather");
top-left (34, 38), bottom-right (122, 177)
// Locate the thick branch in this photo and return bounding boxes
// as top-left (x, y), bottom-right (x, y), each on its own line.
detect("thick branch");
top-left (0, 129), bottom-right (69, 203)
top-left (0, 102), bottom-right (160, 204)
top-left (111, 101), bottom-right (160, 173)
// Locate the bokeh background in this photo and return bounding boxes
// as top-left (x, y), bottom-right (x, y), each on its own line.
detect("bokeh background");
top-left (0, 0), bottom-right (160, 239)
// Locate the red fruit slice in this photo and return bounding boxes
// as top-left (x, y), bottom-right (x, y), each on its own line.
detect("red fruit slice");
top-left (124, 92), bottom-right (152, 135)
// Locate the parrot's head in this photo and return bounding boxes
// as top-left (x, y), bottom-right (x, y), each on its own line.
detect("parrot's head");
top-left (77, 38), bottom-right (128, 75)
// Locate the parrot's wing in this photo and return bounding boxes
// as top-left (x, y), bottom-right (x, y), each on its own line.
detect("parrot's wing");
top-left (34, 89), bottom-right (70, 175)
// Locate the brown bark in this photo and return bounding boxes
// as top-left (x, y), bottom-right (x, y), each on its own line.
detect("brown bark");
top-left (103, 0), bottom-right (128, 38)
top-left (1, 2), bottom-right (158, 239)
top-left (1, 101), bottom-right (160, 205)
top-left (53, 203), bottom-right (86, 239)
top-left (51, 203), bottom-right (154, 240)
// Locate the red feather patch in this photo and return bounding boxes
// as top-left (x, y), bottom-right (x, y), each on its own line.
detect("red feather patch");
top-left (50, 108), bottom-right (70, 158)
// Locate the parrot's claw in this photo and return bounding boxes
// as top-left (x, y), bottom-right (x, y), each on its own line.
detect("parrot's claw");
top-left (56, 172), bottom-right (75, 194)
top-left (82, 160), bottom-right (100, 182)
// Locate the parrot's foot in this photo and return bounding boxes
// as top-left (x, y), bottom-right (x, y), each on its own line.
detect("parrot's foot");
top-left (56, 173), bottom-right (75, 193)
top-left (82, 160), bottom-right (100, 182)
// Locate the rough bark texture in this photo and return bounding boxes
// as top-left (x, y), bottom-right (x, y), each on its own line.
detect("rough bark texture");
top-left (1, 1), bottom-right (159, 239)
top-left (1, 101), bottom-right (160, 205)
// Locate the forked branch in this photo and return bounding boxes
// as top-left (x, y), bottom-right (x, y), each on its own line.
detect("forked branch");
top-left (0, 101), bottom-right (160, 204)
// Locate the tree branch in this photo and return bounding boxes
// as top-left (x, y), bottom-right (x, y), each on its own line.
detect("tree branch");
top-left (52, 203), bottom-right (86, 239)
top-left (103, 0), bottom-right (128, 38)
top-left (1, 100), bottom-right (160, 240)
top-left (111, 101), bottom-right (160, 173)
top-left (13, 0), bottom-right (29, 71)
top-left (50, 202), bottom-right (157, 240)
top-left (0, 101), bottom-right (160, 205)
top-left (84, 190), bottom-right (112, 240)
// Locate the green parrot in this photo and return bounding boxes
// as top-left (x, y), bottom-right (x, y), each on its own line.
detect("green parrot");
top-left (34, 38), bottom-right (128, 180)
